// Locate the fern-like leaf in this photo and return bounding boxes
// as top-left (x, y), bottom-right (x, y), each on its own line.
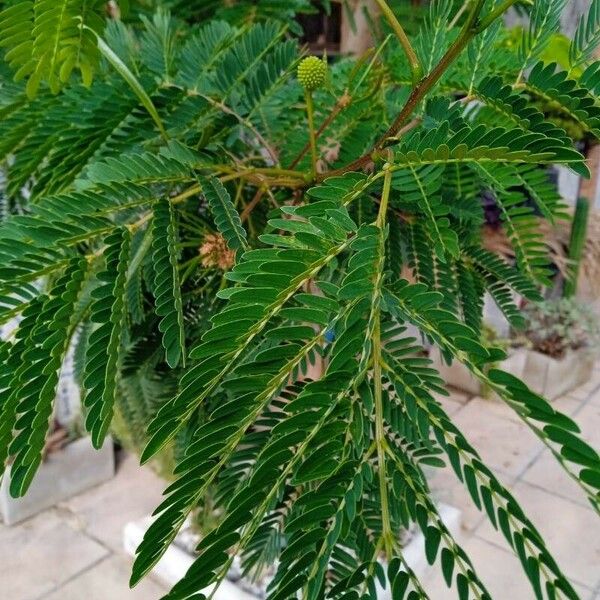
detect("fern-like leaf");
top-left (519, 0), bottom-right (567, 70)
top-left (0, 297), bottom-right (45, 479)
top-left (83, 228), bottom-right (130, 449)
top-left (6, 259), bottom-right (87, 496)
top-left (526, 61), bottom-right (600, 143)
top-left (152, 199), bottom-right (186, 368)
top-left (200, 175), bottom-right (248, 253)
top-left (570, 0), bottom-right (600, 69)
top-left (0, 0), bottom-right (105, 97)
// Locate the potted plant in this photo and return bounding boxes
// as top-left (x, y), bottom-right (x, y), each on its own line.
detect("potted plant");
top-left (433, 299), bottom-right (599, 401)
top-left (429, 324), bottom-right (528, 397)
top-left (514, 298), bottom-right (599, 399)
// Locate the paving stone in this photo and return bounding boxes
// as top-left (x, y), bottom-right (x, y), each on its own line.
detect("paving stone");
top-left (61, 453), bottom-right (165, 553)
top-left (42, 555), bottom-right (167, 600)
top-left (433, 479), bottom-right (486, 533)
top-left (574, 584), bottom-right (597, 600)
top-left (521, 449), bottom-right (592, 507)
top-left (421, 536), bottom-right (584, 599)
top-left (423, 541), bottom-right (594, 599)
top-left (567, 372), bottom-right (600, 401)
top-left (0, 437), bottom-right (114, 525)
top-left (0, 509), bottom-right (108, 600)
top-left (588, 382), bottom-right (600, 406)
top-left (476, 482), bottom-right (600, 589)
top-left (431, 388), bottom-right (469, 416)
top-left (467, 395), bottom-right (525, 422)
top-left (552, 393), bottom-right (586, 416)
top-left (521, 399), bottom-right (600, 507)
top-left (427, 463), bottom-right (516, 534)
top-left (424, 535), bottom-right (595, 599)
top-left (451, 398), bottom-right (542, 478)
top-left (576, 402), bottom-right (600, 448)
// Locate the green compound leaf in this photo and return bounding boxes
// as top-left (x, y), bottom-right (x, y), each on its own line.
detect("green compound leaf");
top-left (200, 175), bottom-right (248, 253)
top-left (83, 228), bottom-right (130, 449)
top-left (152, 199), bottom-right (185, 368)
top-left (6, 259), bottom-right (87, 497)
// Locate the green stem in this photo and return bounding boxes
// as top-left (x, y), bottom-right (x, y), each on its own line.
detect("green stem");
top-left (374, 0), bottom-right (422, 84)
top-left (374, 165), bottom-right (393, 558)
top-left (374, 312), bottom-right (393, 557)
top-left (305, 90), bottom-right (319, 180)
top-left (91, 30), bottom-right (169, 141)
top-left (319, 0), bottom-right (491, 180)
top-left (385, 445), bottom-right (487, 600)
top-left (376, 163), bottom-right (392, 228)
top-left (214, 164), bottom-right (306, 179)
top-left (381, 0), bottom-right (485, 141)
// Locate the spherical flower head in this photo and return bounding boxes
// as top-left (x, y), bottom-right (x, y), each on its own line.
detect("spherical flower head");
top-left (297, 56), bottom-right (327, 92)
top-left (200, 233), bottom-right (235, 271)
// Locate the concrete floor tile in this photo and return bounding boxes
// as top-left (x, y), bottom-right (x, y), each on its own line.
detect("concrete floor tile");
top-left (553, 394), bottom-right (586, 416)
top-left (568, 377), bottom-right (600, 401)
top-left (427, 464), bottom-right (516, 535)
top-left (476, 482), bottom-right (600, 589)
top-left (42, 555), bottom-right (167, 600)
top-left (421, 536), bottom-right (583, 600)
top-left (567, 364), bottom-right (600, 401)
top-left (60, 454), bottom-right (165, 553)
top-left (576, 402), bottom-right (600, 448)
top-left (521, 403), bottom-right (600, 507)
top-left (468, 396), bottom-right (526, 423)
top-left (0, 509), bottom-right (108, 600)
top-left (574, 584), bottom-right (597, 600)
top-left (451, 399), bottom-right (543, 478)
top-left (588, 385), bottom-right (600, 406)
top-left (521, 449), bottom-right (592, 508)
top-left (432, 388), bottom-right (469, 416)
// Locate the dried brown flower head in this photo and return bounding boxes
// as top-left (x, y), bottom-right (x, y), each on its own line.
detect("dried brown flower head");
top-left (200, 233), bottom-right (235, 270)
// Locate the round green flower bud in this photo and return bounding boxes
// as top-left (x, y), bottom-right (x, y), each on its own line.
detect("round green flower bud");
top-left (297, 56), bottom-right (327, 91)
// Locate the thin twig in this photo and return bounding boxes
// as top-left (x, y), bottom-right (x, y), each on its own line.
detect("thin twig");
top-left (384, 116), bottom-right (423, 143)
top-left (448, 1), bottom-right (469, 29)
top-left (305, 90), bottom-right (319, 179)
top-left (240, 186), bottom-right (266, 222)
top-left (374, 165), bottom-right (394, 558)
top-left (317, 0), bottom-right (490, 180)
top-left (374, 0), bottom-right (422, 83)
top-left (200, 94), bottom-right (280, 164)
top-left (288, 92), bottom-right (352, 169)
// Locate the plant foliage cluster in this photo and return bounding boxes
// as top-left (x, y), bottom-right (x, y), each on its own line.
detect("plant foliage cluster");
top-left (1, 0), bottom-right (600, 598)
top-left (518, 297), bottom-right (600, 359)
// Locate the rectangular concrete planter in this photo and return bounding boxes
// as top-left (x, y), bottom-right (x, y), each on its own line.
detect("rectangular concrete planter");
top-left (430, 347), bottom-right (594, 401)
top-left (123, 504), bottom-right (462, 599)
top-left (522, 348), bottom-right (595, 400)
top-left (123, 517), bottom-right (257, 600)
top-left (430, 348), bottom-right (527, 398)
top-left (0, 436), bottom-right (114, 525)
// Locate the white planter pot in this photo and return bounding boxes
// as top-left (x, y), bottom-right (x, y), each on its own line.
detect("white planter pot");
top-left (430, 347), bottom-right (593, 401)
top-left (556, 164), bottom-right (581, 206)
top-left (123, 517), bottom-right (257, 600)
top-left (522, 349), bottom-right (595, 400)
top-left (430, 349), bottom-right (528, 398)
top-left (0, 436), bottom-right (114, 525)
top-left (123, 504), bottom-right (462, 599)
